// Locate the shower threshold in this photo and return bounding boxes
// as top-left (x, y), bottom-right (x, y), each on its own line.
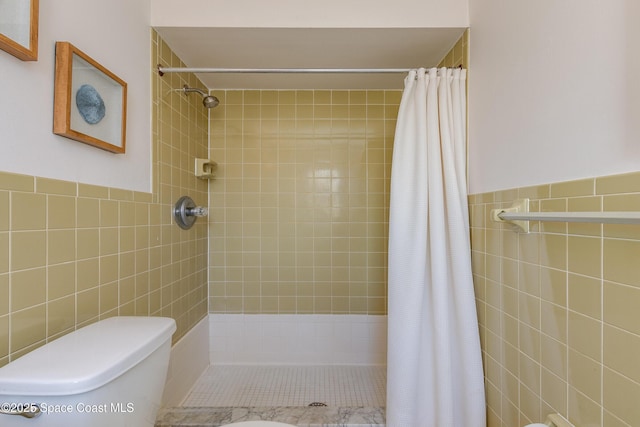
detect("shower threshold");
top-left (155, 365), bottom-right (386, 427)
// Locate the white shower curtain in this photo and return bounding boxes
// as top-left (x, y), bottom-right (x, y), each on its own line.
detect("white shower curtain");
top-left (386, 67), bottom-right (485, 427)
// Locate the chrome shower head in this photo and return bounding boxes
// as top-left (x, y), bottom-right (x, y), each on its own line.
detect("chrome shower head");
top-left (181, 85), bottom-right (220, 108)
top-left (202, 94), bottom-right (219, 108)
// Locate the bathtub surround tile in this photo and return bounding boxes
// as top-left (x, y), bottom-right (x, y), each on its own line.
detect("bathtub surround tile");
top-left (209, 88), bottom-right (400, 315)
top-left (470, 171), bottom-right (640, 427)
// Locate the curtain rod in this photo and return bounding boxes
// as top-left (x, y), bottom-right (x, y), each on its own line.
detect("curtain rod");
top-left (157, 64), bottom-right (416, 76)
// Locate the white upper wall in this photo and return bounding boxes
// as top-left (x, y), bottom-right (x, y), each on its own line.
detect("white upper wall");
top-left (151, 0), bottom-right (469, 28)
top-left (468, 0), bottom-right (640, 194)
top-left (0, 0), bottom-right (151, 192)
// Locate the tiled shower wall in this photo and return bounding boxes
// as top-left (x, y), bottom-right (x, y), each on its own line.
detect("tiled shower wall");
top-left (438, 29), bottom-right (468, 68)
top-left (0, 31), bottom-right (208, 366)
top-left (470, 171), bottom-right (640, 427)
top-left (207, 90), bottom-right (401, 314)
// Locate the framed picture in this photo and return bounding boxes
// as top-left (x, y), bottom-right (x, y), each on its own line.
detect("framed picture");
top-left (53, 41), bottom-right (127, 154)
top-left (0, 0), bottom-right (39, 60)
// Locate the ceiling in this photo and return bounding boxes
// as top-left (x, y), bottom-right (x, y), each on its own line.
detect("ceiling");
top-left (154, 27), bottom-right (466, 90)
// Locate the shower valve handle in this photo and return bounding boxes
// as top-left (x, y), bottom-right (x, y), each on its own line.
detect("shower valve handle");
top-left (187, 206), bottom-right (208, 217)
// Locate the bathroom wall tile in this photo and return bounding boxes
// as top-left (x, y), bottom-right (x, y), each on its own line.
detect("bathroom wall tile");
top-left (540, 267), bottom-right (566, 306)
top-left (76, 287), bottom-right (99, 324)
top-left (568, 273), bottom-right (601, 319)
top-left (604, 325), bottom-right (640, 384)
top-left (603, 367), bottom-right (640, 426)
top-left (0, 233), bottom-right (8, 274)
top-left (11, 192), bottom-right (45, 230)
top-left (0, 274), bottom-right (7, 317)
top-left (120, 226), bottom-right (135, 252)
top-left (11, 304), bottom-right (46, 354)
top-left (568, 389), bottom-right (602, 427)
top-left (603, 238), bottom-right (640, 287)
top-left (100, 254), bottom-right (119, 288)
top-left (77, 182), bottom-right (109, 199)
top-left (540, 198), bottom-right (567, 234)
top-left (109, 188), bottom-right (134, 201)
top-left (76, 258), bottom-right (99, 291)
top-left (603, 281), bottom-right (640, 336)
top-left (76, 228), bottom-right (99, 259)
top-left (602, 411), bottom-right (628, 427)
top-left (48, 262), bottom-right (76, 300)
top-left (541, 367), bottom-right (567, 414)
top-left (48, 195), bottom-right (76, 229)
top-left (120, 251), bottom-right (135, 278)
top-left (519, 232), bottom-right (540, 264)
top-left (539, 233), bottom-right (566, 270)
top-left (471, 170), bottom-right (640, 427)
top-left (209, 88), bottom-right (399, 315)
top-left (12, 231), bottom-right (45, 270)
top-left (567, 196), bottom-right (602, 237)
top-left (568, 349), bottom-right (601, 402)
top-left (596, 171), bottom-right (640, 195)
top-left (541, 301), bottom-right (567, 343)
top-left (100, 199), bottom-right (119, 227)
top-left (0, 171), bottom-right (34, 192)
top-left (133, 191), bottom-right (153, 203)
top-left (11, 268), bottom-right (45, 311)
top-left (550, 178), bottom-right (595, 198)
top-left (47, 295), bottom-right (76, 337)
top-left (603, 193), bottom-right (640, 240)
top-left (36, 177), bottom-right (76, 196)
top-left (119, 201), bottom-right (135, 227)
top-left (100, 227), bottom-right (119, 255)
top-left (0, 315), bottom-right (7, 359)
top-left (518, 184), bottom-right (550, 200)
top-left (567, 235), bottom-right (601, 278)
top-left (0, 191), bottom-right (9, 231)
top-left (48, 229), bottom-right (76, 264)
top-left (77, 197), bottom-right (100, 228)
top-left (568, 311), bottom-right (601, 362)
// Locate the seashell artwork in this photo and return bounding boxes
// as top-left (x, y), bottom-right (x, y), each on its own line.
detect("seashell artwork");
top-left (76, 84), bottom-right (106, 124)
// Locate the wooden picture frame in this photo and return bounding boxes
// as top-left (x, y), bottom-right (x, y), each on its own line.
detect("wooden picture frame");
top-left (0, 0), bottom-right (39, 61)
top-left (53, 42), bottom-right (127, 153)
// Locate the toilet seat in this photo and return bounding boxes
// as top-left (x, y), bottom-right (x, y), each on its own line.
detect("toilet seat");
top-left (220, 422), bottom-right (297, 427)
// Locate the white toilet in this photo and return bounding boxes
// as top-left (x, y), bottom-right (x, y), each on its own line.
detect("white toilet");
top-left (0, 316), bottom-right (175, 427)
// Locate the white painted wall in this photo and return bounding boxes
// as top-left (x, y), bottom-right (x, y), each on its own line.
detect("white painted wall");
top-left (468, 0), bottom-right (640, 194)
top-left (151, 0), bottom-right (468, 28)
top-left (0, 0), bottom-right (151, 192)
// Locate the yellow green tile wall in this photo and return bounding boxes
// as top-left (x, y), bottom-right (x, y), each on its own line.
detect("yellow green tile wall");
top-left (469, 171), bottom-right (640, 427)
top-left (208, 89), bottom-right (401, 314)
top-left (438, 30), bottom-right (469, 69)
top-left (0, 31), bottom-right (208, 367)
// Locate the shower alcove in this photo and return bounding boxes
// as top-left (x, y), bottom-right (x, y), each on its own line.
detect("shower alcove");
top-left (152, 2), bottom-right (469, 425)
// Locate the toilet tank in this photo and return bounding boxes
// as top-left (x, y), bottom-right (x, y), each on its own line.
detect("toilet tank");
top-left (0, 316), bottom-right (176, 427)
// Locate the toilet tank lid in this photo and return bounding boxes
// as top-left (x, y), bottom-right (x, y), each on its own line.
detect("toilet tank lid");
top-left (0, 316), bottom-right (176, 396)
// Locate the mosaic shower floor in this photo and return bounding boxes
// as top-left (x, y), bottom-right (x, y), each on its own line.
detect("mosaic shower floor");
top-left (155, 365), bottom-right (386, 427)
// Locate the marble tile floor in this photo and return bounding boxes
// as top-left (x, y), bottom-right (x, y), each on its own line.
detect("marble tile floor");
top-left (155, 365), bottom-right (386, 427)
top-left (154, 406), bottom-right (385, 427)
